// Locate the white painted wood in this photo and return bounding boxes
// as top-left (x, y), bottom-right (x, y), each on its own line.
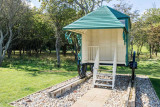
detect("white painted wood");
top-left (93, 48), bottom-right (99, 87)
top-left (96, 73), bottom-right (112, 77)
top-left (112, 47), bottom-right (117, 89)
top-left (88, 46), bottom-right (99, 61)
top-left (94, 84), bottom-right (112, 87)
top-left (96, 79), bottom-right (113, 82)
top-left (87, 60), bottom-right (125, 64)
top-left (92, 47), bottom-right (117, 89)
top-left (117, 29), bottom-right (126, 63)
top-left (81, 29), bottom-right (126, 64)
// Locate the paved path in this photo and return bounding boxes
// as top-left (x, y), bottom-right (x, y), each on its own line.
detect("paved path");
top-left (72, 88), bottom-right (112, 107)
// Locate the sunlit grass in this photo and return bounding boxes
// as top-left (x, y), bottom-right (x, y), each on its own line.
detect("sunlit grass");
top-left (0, 52), bottom-right (77, 107)
top-left (133, 45), bottom-right (149, 53)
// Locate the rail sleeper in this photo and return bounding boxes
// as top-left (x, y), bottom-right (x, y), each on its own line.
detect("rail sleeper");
top-left (48, 74), bottom-right (92, 98)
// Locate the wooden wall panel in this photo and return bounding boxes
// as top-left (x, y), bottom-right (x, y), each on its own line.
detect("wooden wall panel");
top-left (81, 29), bottom-right (126, 64)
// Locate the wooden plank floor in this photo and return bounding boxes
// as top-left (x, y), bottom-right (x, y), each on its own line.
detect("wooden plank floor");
top-left (72, 88), bottom-right (112, 107)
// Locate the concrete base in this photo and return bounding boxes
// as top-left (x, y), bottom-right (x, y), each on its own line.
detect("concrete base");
top-left (72, 88), bottom-right (111, 107)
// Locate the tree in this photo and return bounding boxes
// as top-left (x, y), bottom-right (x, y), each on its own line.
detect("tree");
top-left (132, 19), bottom-right (147, 57)
top-left (42, 0), bottom-right (77, 67)
top-left (148, 24), bottom-right (160, 57)
top-left (40, 0), bottom-right (112, 15)
top-left (113, 0), bottom-right (139, 21)
top-left (74, 0), bottom-right (111, 14)
top-left (0, 0), bottom-right (27, 66)
top-left (142, 8), bottom-right (160, 25)
top-left (141, 8), bottom-right (160, 58)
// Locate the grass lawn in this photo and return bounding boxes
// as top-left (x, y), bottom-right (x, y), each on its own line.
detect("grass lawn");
top-left (0, 50), bottom-right (160, 106)
top-left (0, 52), bottom-right (77, 107)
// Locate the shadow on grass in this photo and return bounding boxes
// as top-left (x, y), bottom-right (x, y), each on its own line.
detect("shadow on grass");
top-left (27, 71), bottom-right (78, 77)
top-left (2, 53), bottom-right (78, 75)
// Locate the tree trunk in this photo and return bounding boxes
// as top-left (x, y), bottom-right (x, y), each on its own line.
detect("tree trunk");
top-left (149, 44), bottom-right (152, 58)
top-left (49, 49), bottom-right (51, 54)
top-left (19, 49), bottom-right (22, 56)
top-left (55, 39), bottom-right (60, 68)
top-left (155, 51), bottom-right (158, 57)
top-left (28, 50), bottom-right (31, 56)
top-left (35, 49), bottom-right (39, 57)
top-left (62, 44), bottom-right (67, 56)
top-left (7, 48), bottom-right (12, 58)
top-left (7, 45), bottom-right (12, 58)
top-left (152, 46), bottom-right (154, 55)
top-left (0, 57), bottom-right (3, 67)
top-left (14, 50), bottom-right (15, 55)
top-left (55, 27), bottom-right (61, 68)
top-left (74, 43), bottom-right (78, 61)
top-left (23, 48), bottom-right (25, 54)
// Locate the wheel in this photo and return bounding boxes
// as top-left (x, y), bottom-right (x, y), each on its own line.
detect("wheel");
top-left (79, 64), bottom-right (87, 79)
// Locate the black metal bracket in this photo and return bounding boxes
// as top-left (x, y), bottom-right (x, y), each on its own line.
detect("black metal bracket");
top-left (129, 51), bottom-right (137, 82)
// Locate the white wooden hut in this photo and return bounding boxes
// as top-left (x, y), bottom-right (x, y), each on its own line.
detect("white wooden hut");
top-left (63, 6), bottom-right (131, 89)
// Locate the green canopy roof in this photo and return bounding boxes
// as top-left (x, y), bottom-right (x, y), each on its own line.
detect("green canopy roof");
top-left (63, 6), bottom-right (126, 30)
top-left (107, 6), bottom-right (129, 19)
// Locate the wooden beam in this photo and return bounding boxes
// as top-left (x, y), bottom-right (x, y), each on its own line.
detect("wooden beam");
top-left (48, 73), bottom-right (92, 98)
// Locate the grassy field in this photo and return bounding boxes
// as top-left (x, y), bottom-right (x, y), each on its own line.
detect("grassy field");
top-left (0, 52), bottom-right (78, 107)
top-left (0, 50), bottom-right (160, 106)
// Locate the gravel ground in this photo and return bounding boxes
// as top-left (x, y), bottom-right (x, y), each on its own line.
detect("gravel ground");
top-left (104, 75), bottom-right (130, 107)
top-left (10, 75), bottom-right (92, 107)
top-left (10, 74), bottom-right (160, 107)
top-left (136, 75), bottom-right (160, 107)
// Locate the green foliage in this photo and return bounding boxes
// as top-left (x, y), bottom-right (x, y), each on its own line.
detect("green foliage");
top-left (131, 19), bottom-right (148, 56)
top-left (131, 8), bottom-right (160, 57)
top-left (148, 24), bottom-right (160, 54)
top-left (142, 8), bottom-right (160, 24)
top-left (12, 7), bottom-right (55, 55)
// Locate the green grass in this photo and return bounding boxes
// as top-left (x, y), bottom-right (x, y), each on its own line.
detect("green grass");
top-left (0, 52), bottom-right (77, 107)
top-left (0, 50), bottom-right (160, 106)
top-left (133, 45), bottom-right (149, 53)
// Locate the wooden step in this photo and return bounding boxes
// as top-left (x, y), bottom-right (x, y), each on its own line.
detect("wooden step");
top-left (97, 73), bottom-right (113, 77)
top-left (94, 83), bottom-right (112, 87)
top-left (99, 65), bottom-right (112, 66)
top-left (96, 79), bottom-right (112, 82)
top-left (98, 69), bottom-right (112, 71)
